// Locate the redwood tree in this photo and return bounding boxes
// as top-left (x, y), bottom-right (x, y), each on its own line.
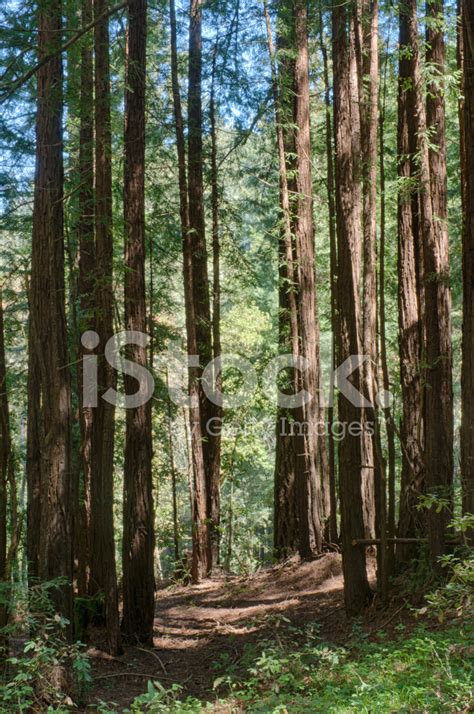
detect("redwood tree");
top-left (264, 0), bottom-right (300, 558)
top-left (188, 0), bottom-right (218, 577)
top-left (0, 292), bottom-right (10, 632)
top-left (122, 0), bottom-right (155, 644)
top-left (461, 0), bottom-right (474, 539)
top-left (319, 7), bottom-right (338, 545)
top-left (292, 0), bottom-right (324, 557)
top-left (396, 0), bottom-right (425, 563)
top-left (91, 0), bottom-right (121, 653)
top-left (266, 0), bottom-right (326, 560)
top-left (332, 0), bottom-right (371, 614)
top-left (29, 0), bottom-right (73, 633)
top-left (209, 39), bottom-right (222, 572)
top-left (412, 0), bottom-right (453, 565)
top-left (76, 0), bottom-right (95, 599)
top-left (169, 0), bottom-right (209, 583)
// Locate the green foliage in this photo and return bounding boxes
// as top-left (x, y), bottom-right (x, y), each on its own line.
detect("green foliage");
top-left (0, 579), bottom-right (91, 712)
top-left (124, 681), bottom-right (203, 713)
top-left (104, 618), bottom-right (474, 713)
top-left (211, 622), bottom-right (474, 713)
top-left (419, 546), bottom-right (474, 622)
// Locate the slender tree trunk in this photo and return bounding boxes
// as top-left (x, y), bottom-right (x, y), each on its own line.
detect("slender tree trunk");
top-left (30, 0), bottom-right (73, 636)
top-left (225, 475), bottom-right (234, 571)
top-left (264, 0), bottom-right (300, 559)
top-left (350, 14), bottom-right (363, 292)
top-left (357, 0), bottom-right (387, 589)
top-left (293, 0), bottom-right (324, 557)
top-left (332, 0), bottom-right (371, 614)
top-left (319, 10), bottom-right (338, 545)
top-left (396, 0), bottom-right (425, 565)
top-left (122, 0), bottom-right (155, 644)
top-left (76, 0), bottom-right (95, 599)
top-left (92, 0), bottom-right (121, 654)
top-left (0, 292), bottom-right (10, 632)
top-left (209, 46), bottom-right (222, 570)
top-left (378, 34), bottom-right (396, 556)
top-left (352, 4), bottom-right (376, 541)
top-left (26, 296), bottom-right (42, 584)
top-left (188, 0), bottom-right (216, 578)
top-left (188, 0), bottom-right (216, 577)
top-left (165, 370), bottom-right (180, 565)
top-left (461, 0), bottom-right (474, 541)
top-left (412, 0), bottom-right (453, 566)
top-left (423, 0), bottom-right (453, 563)
top-left (169, 0), bottom-right (208, 582)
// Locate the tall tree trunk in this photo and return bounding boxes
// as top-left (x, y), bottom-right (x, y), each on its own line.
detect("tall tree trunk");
top-left (26, 295), bottom-right (42, 584)
top-left (0, 292), bottom-right (10, 632)
top-left (188, 0), bottom-right (216, 577)
top-left (92, 0), bottom-right (121, 654)
top-left (357, 0), bottom-right (387, 588)
top-left (396, 0), bottom-right (425, 565)
top-left (293, 0), bottom-right (324, 557)
top-left (332, 0), bottom-right (371, 614)
top-left (169, 0), bottom-right (208, 582)
top-left (166, 370), bottom-right (180, 564)
top-left (209, 45), bottom-right (221, 570)
top-left (424, 0), bottom-right (453, 562)
top-left (30, 0), bottom-right (73, 636)
top-left (379, 34), bottom-right (396, 557)
top-left (122, 0), bottom-right (155, 644)
top-left (76, 0), bottom-right (95, 599)
top-left (352, 4), bottom-right (376, 541)
top-left (461, 0), bottom-right (474, 541)
top-left (319, 9), bottom-right (338, 545)
top-left (413, 0), bottom-right (453, 566)
top-left (264, 0), bottom-right (300, 559)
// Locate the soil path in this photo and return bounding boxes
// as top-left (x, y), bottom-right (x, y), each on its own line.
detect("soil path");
top-left (86, 554), bottom-right (379, 710)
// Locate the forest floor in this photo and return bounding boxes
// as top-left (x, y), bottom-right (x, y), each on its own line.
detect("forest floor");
top-left (84, 552), bottom-right (430, 712)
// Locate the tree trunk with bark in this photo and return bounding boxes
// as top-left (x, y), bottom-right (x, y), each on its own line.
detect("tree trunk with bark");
top-left (209, 44), bottom-right (222, 570)
top-left (92, 0), bottom-right (121, 654)
top-left (188, 0), bottom-right (216, 578)
top-left (264, 0), bottom-right (302, 558)
top-left (26, 298), bottom-right (42, 584)
top-left (379, 37), bottom-right (397, 559)
top-left (461, 0), bottom-right (474, 541)
top-left (319, 8), bottom-right (338, 545)
top-left (122, 0), bottom-right (155, 644)
top-left (29, 0), bottom-right (73, 636)
top-left (0, 292), bottom-right (10, 632)
top-left (266, 0), bottom-right (325, 559)
top-left (356, 0), bottom-right (388, 588)
top-left (415, 0), bottom-right (453, 565)
top-left (292, 0), bottom-right (324, 557)
top-left (76, 0), bottom-right (95, 600)
top-left (169, 0), bottom-right (209, 582)
top-left (396, 0), bottom-right (425, 565)
top-left (332, 0), bottom-right (371, 614)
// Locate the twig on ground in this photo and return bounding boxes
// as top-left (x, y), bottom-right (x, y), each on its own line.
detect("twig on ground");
top-left (94, 672), bottom-right (163, 680)
top-left (133, 645), bottom-right (168, 675)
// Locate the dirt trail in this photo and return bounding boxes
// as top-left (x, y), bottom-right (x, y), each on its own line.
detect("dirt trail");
top-left (87, 554), bottom-right (377, 710)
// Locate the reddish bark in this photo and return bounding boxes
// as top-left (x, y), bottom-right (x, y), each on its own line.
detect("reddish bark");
top-left (29, 0), bottom-right (73, 633)
top-left (122, 0), bottom-right (155, 644)
top-left (461, 0), bottom-right (474, 539)
top-left (92, 0), bottom-right (121, 654)
top-left (332, 0), bottom-right (371, 614)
